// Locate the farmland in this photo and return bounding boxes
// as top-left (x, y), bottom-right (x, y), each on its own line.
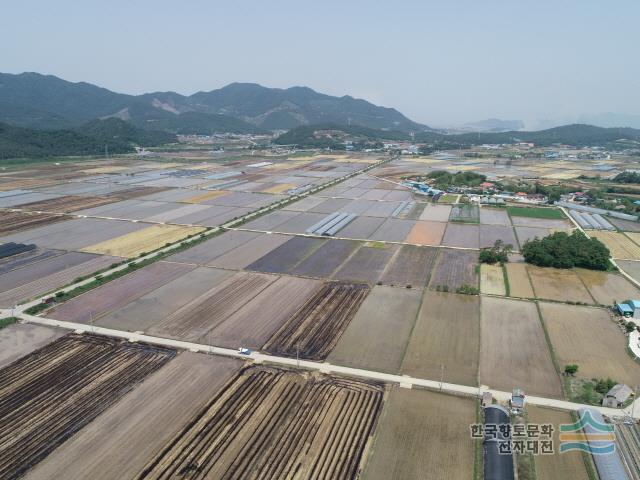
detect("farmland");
top-left (329, 286), bottom-right (421, 373)
top-left (402, 291), bottom-right (480, 385)
top-left (263, 282), bottom-right (369, 360)
top-left (17, 195), bottom-right (118, 213)
top-left (507, 206), bottom-right (566, 219)
top-left (587, 231), bottom-right (640, 259)
top-left (429, 249), bottom-right (478, 291)
top-left (0, 323), bottom-right (65, 368)
top-left (0, 211), bottom-right (69, 235)
top-left (480, 264), bottom-right (506, 295)
top-left (0, 334), bottom-right (175, 479)
top-left (576, 268), bottom-right (640, 305)
top-left (449, 203), bottom-right (479, 223)
top-left (505, 262), bottom-right (534, 298)
top-left (379, 245), bottom-right (438, 287)
top-left (479, 297), bottom-right (562, 397)
top-left (363, 388), bottom-right (475, 480)
top-left (26, 353), bottom-right (241, 480)
top-left (527, 265), bottom-right (594, 304)
top-left (539, 302), bottom-right (640, 386)
top-left (404, 221), bottom-right (446, 245)
top-left (136, 366), bottom-right (384, 480)
top-left (332, 243), bottom-right (397, 284)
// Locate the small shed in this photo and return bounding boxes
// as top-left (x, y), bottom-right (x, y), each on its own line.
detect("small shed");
top-left (617, 303), bottom-right (634, 317)
top-left (481, 391), bottom-right (493, 407)
top-left (602, 384), bottom-right (633, 408)
top-left (511, 388), bottom-right (526, 413)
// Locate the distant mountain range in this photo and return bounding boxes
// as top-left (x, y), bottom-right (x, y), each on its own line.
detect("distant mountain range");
top-left (462, 118), bottom-right (525, 132)
top-left (0, 72), bottom-right (429, 134)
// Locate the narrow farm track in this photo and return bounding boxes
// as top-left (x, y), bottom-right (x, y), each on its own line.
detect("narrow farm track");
top-left (135, 366), bottom-right (383, 480)
top-left (263, 282), bottom-right (370, 361)
top-left (0, 333), bottom-right (175, 479)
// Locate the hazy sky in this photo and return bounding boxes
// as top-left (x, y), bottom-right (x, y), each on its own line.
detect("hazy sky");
top-left (1, 0), bottom-right (639, 128)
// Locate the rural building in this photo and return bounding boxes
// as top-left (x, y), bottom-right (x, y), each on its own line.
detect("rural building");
top-left (510, 388), bottom-right (525, 413)
top-left (483, 405), bottom-right (514, 480)
top-left (602, 384), bottom-right (633, 408)
top-left (616, 300), bottom-right (640, 319)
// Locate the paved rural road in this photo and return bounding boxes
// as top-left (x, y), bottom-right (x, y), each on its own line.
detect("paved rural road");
top-left (19, 312), bottom-right (640, 420)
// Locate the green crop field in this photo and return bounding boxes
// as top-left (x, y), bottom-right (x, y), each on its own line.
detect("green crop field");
top-left (507, 206), bottom-right (565, 219)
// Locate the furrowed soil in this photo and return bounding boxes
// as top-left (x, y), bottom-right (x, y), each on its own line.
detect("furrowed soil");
top-left (404, 221), bottom-right (446, 246)
top-left (363, 388), bottom-right (475, 480)
top-left (526, 406), bottom-right (589, 480)
top-left (329, 286), bottom-right (422, 373)
top-left (25, 353), bottom-right (241, 480)
top-left (17, 195), bottom-right (118, 213)
top-left (402, 291), bottom-right (480, 386)
top-left (0, 334), bottom-right (175, 479)
top-left (429, 249), bottom-right (478, 291)
top-left (290, 239), bottom-right (361, 278)
top-left (379, 245), bottom-right (439, 287)
top-left (480, 264), bottom-right (506, 295)
top-left (246, 236), bottom-right (326, 274)
top-left (479, 297), bottom-right (562, 398)
top-left (539, 302), bottom-right (640, 386)
top-left (0, 323), bottom-right (66, 369)
top-left (527, 266), bottom-right (594, 304)
top-left (332, 244), bottom-right (397, 284)
top-left (263, 282), bottom-right (370, 360)
top-left (588, 231), bottom-right (640, 260)
top-left (135, 366), bottom-right (384, 480)
top-left (0, 211), bottom-right (69, 235)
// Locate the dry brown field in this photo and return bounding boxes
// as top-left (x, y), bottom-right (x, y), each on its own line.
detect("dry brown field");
top-left (0, 323), bottom-right (66, 369)
top-left (480, 264), bottom-right (506, 295)
top-left (619, 260), bottom-right (640, 284)
top-left (17, 195), bottom-right (118, 213)
top-left (527, 266), bottom-right (594, 304)
top-left (576, 268), bottom-right (640, 305)
top-left (402, 291), bottom-right (480, 385)
top-left (328, 286), bottom-right (421, 373)
top-left (539, 302), bottom-right (640, 386)
top-left (25, 353), bottom-right (241, 480)
top-left (82, 224), bottom-right (205, 258)
top-left (0, 211), bottom-right (69, 235)
top-left (135, 366), bottom-right (383, 480)
top-left (363, 388), bottom-right (475, 480)
top-left (479, 297), bottom-right (562, 397)
top-left (379, 245), bottom-right (439, 287)
top-left (526, 406), bottom-right (590, 480)
top-left (505, 263), bottom-right (534, 298)
top-left (404, 221), bottom-right (446, 245)
top-left (0, 334), bottom-right (175, 479)
top-left (589, 231), bottom-right (640, 259)
top-left (418, 204), bottom-right (452, 222)
top-left (263, 282), bottom-right (370, 360)
top-left (428, 249), bottom-right (478, 291)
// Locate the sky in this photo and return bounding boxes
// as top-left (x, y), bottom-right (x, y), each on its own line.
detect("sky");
top-left (1, 0), bottom-right (639, 128)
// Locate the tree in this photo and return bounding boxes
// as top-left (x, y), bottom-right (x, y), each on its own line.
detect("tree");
top-left (522, 231), bottom-right (610, 271)
top-left (564, 364), bottom-right (579, 376)
top-left (479, 239), bottom-right (513, 264)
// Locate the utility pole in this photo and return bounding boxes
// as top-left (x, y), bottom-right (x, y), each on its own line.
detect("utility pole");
top-left (296, 343), bottom-right (300, 369)
top-left (440, 364), bottom-right (445, 391)
top-left (632, 385), bottom-right (639, 420)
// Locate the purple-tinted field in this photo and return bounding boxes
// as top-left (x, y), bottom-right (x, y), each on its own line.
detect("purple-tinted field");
top-left (290, 239), bottom-right (361, 278)
top-left (209, 233), bottom-right (293, 270)
top-left (479, 224), bottom-right (518, 249)
top-left (380, 245), bottom-right (439, 287)
top-left (429, 249), bottom-right (479, 290)
top-left (442, 223), bottom-right (480, 248)
top-left (246, 236), bottom-right (326, 273)
top-left (332, 243), bottom-right (398, 284)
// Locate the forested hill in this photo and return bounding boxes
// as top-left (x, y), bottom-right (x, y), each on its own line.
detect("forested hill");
top-left (0, 118), bottom-right (175, 159)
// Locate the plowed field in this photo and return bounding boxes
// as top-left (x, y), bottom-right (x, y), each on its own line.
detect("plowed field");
top-left (0, 211), bottom-right (69, 235)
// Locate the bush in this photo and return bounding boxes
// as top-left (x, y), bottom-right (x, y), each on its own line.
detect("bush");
top-left (479, 240), bottom-right (513, 264)
top-left (456, 284), bottom-right (480, 295)
top-left (564, 364), bottom-right (579, 376)
top-left (522, 231), bottom-right (610, 270)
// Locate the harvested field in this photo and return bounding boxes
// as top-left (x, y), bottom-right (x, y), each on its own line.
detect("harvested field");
top-left (402, 291), bottom-right (479, 385)
top-left (589, 231), bottom-right (640, 259)
top-left (449, 203), bottom-right (479, 223)
top-left (362, 201), bottom-right (398, 217)
top-left (329, 286), bottom-right (421, 373)
top-left (479, 297), bottom-right (562, 397)
top-left (16, 195), bottom-right (117, 213)
top-left (527, 406), bottom-right (590, 480)
top-left (539, 302), bottom-right (640, 386)
top-left (291, 239), bottom-right (361, 278)
top-left (49, 262), bottom-right (195, 323)
top-left (479, 224), bottom-right (518, 249)
top-left (181, 190), bottom-right (229, 204)
top-left (369, 218), bottom-right (415, 242)
top-left (0, 247), bottom-right (63, 275)
top-left (0, 211), bottom-right (69, 235)
top-left (515, 226), bottom-right (551, 246)
top-left (429, 249), bottom-right (478, 291)
top-left (209, 276), bottom-right (322, 349)
top-left (167, 230), bottom-right (260, 265)
top-left (576, 268), bottom-right (640, 305)
top-left (618, 260), bottom-right (640, 284)
top-left (26, 353), bottom-right (241, 480)
top-left (0, 254), bottom-right (118, 307)
top-left (404, 220), bottom-right (446, 245)
top-left (363, 388), bottom-right (475, 480)
top-left (505, 263), bottom-right (534, 298)
top-left (81, 224), bottom-right (205, 258)
top-left (480, 264), bottom-right (506, 295)
top-left (527, 266), bottom-right (594, 304)
top-left (135, 366), bottom-right (383, 480)
top-left (149, 272), bottom-right (278, 342)
top-left (0, 323), bottom-right (66, 369)
top-left (379, 245), bottom-right (438, 287)
top-left (96, 267), bottom-right (233, 332)
top-left (332, 243), bottom-right (397, 284)
top-left (282, 195), bottom-right (326, 212)
top-left (333, 215), bottom-right (385, 239)
top-left (246, 236), bottom-right (326, 274)
top-left (210, 233), bottom-right (293, 270)
top-left (274, 211), bottom-right (329, 234)
top-left (442, 223), bottom-right (480, 248)
top-left (0, 334), bottom-right (174, 479)
top-left (309, 197), bottom-right (352, 213)
top-left (479, 207), bottom-right (511, 226)
top-left (419, 204), bottom-right (451, 222)
top-left (263, 282), bottom-right (370, 360)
